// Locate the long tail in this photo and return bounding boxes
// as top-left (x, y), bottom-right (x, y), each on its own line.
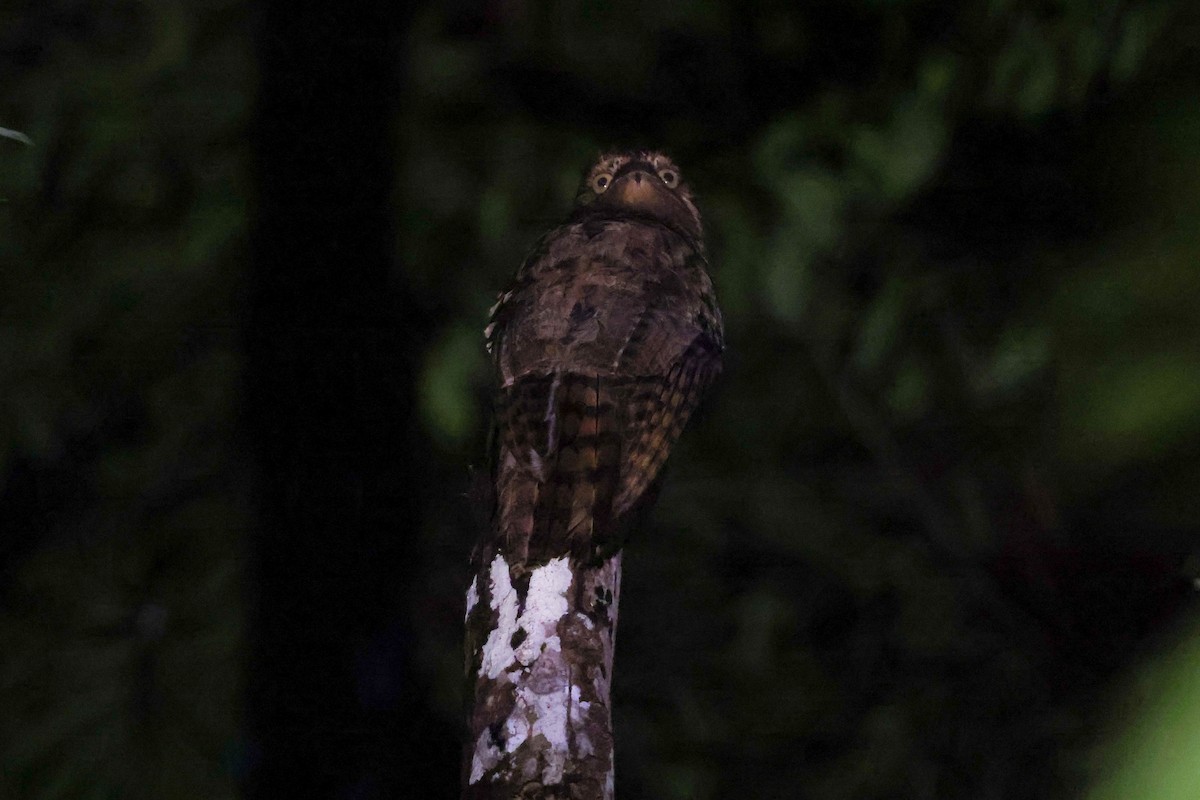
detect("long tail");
top-left (493, 372), bottom-right (622, 569)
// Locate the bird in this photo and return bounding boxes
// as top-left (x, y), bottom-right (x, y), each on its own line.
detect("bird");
top-left (481, 149), bottom-right (723, 574)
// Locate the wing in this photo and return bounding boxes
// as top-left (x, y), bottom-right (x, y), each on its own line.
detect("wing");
top-left (613, 330), bottom-right (722, 517)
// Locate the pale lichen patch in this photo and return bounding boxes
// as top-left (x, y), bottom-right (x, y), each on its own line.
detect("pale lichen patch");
top-left (466, 553), bottom-right (621, 797)
top-left (570, 684), bottom-right (595, 758)
top-left (469, 729), bottom-right (500, 784)
top-left (465, 576), bottom-right (479, 622)
top-left (525, 674), bottom-right (570, 784)
top-left (514, 557), bottom-right (571, 665)
top-left (470, 658), bottom-right (572, 787)
top-left (504, 710), bottom-right (530, 754)
top-left (480, 555), bottom-right (520, 679)
top-left (478, 556), bottom-right (573, 680)
top-left (571, 684), bottom-right (591, 712)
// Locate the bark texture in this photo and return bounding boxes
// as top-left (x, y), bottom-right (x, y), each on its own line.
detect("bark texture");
top-left (463, 552), bottom-right (621, 799)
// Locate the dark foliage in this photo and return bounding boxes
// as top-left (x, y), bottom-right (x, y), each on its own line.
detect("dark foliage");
top-left (2, 1), bottom-right (1199, 798)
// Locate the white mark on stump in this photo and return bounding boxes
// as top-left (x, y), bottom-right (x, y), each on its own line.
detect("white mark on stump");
top-left (478, 556), bottom-right (572, 680)
top-left (523, 657), bottom-right (571, 785)
top-left (469, 729), bottom-right (498, 784)
top-left (465, 577), bottom-right (479, 622)
top-left (514, 557), bottom-right (571, 665)
top-left (570, 684), bottom-right (595, 758)
top-left (480, 555), bottom-right (519, 680)
top-left (470, 556), bottom-right (578, 786)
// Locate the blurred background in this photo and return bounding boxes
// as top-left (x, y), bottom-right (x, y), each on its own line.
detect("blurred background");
top-left (3, 1), bottom-right (1199, 798)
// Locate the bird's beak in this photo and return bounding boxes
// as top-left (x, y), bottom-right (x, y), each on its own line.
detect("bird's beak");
top-left (601, 164), bottom-right (674, 214)
top-left (609, 170), bottom-right (661, 204)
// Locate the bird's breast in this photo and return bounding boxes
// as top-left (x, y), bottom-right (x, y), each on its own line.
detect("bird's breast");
top-left (496, 221), bottom-right (705, 385)
top-left (500, 271), bottom-right (643, 381)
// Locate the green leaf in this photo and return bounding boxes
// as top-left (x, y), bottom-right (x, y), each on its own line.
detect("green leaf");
top-left (1089, 622), bottom-right (1200, 800)
top-left (420, 322), bottom-right (487, 445)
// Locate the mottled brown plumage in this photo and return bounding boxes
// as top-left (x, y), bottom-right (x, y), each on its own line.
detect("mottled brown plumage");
top-left (484, 150), bottom-right (723, 572)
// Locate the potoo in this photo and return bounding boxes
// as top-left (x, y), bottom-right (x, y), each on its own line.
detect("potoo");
top-left (483, 150), bottom-right (724, 572)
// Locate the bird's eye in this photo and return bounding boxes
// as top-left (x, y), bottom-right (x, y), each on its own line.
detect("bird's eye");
top-left (592, 173), bottom-right (612, 193)
top-left (658, 169), bottom-right (679, 188)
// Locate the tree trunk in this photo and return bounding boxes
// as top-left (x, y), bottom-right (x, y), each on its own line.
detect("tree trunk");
top-left (463, 550), bottom-right (622, 799)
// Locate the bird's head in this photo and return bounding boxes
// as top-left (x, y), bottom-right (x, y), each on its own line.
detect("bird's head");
top-left (575, 150), bottom-right (703, 242)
